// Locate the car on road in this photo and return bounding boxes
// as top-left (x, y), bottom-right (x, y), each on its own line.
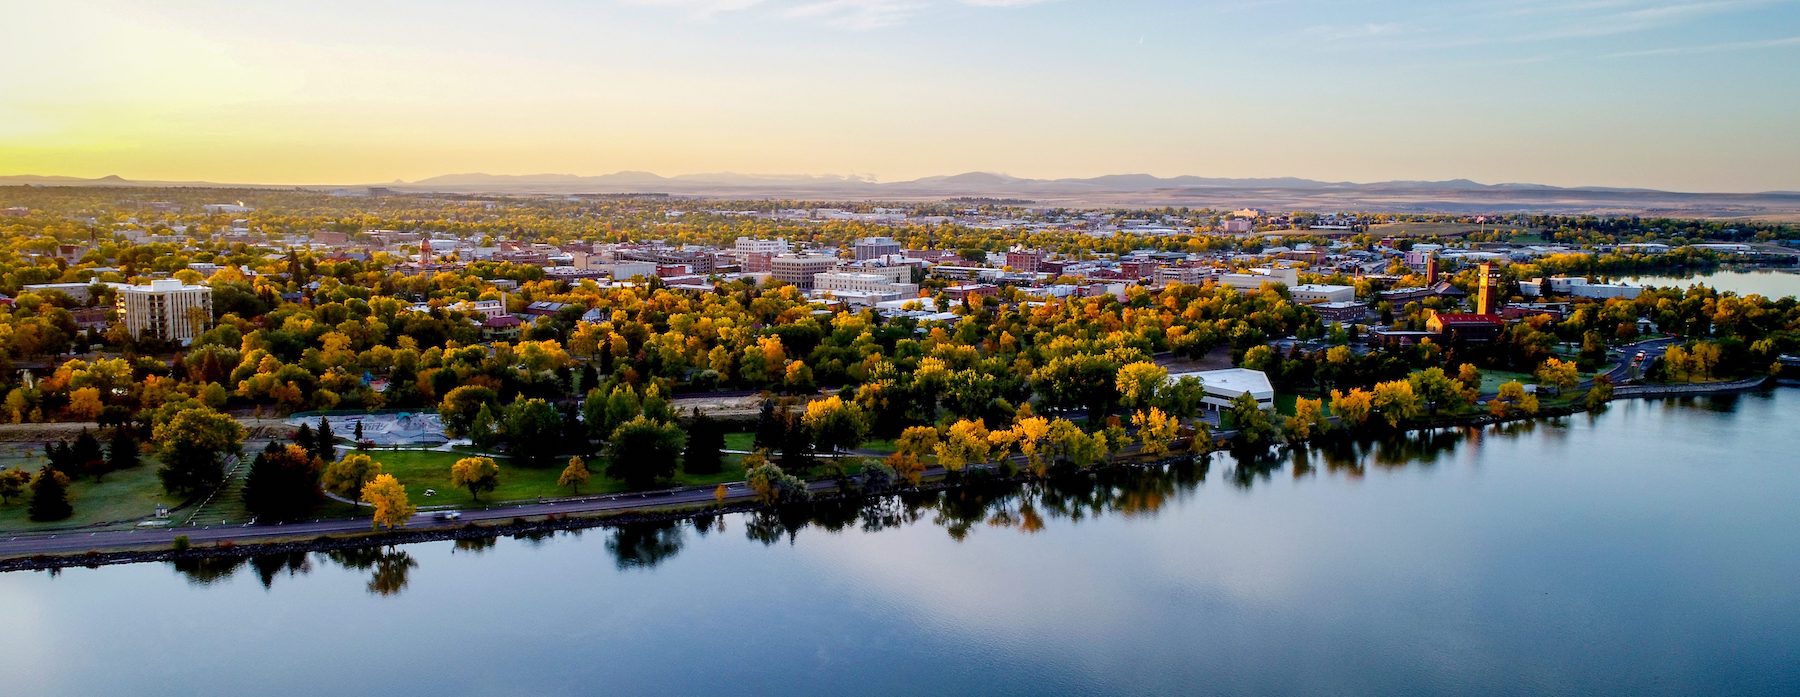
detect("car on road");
top-left (435, 510), bottom-right (462, 521)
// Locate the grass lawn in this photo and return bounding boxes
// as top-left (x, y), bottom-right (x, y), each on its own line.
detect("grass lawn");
top-left (724, 432), bottom-right (755, 451)
top-left (362, 448), bottom-right (750, 507)
top-left (0, 463), bottom-right (181, 532)
top-left (723, 432), bottom-right (896, 455)
top-left (1478, 369), bottom-right (1536, 394)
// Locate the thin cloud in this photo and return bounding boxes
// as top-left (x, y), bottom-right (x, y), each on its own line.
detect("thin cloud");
top-left (1606, 34), bottom-right (1800, 57)
top-left (628, 0), bottom-right (1058, 28)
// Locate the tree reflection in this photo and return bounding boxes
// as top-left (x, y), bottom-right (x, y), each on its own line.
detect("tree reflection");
top-left (170, 556), bottom-right (247, 586)
top-left (605, 521), bottom-right (684, 569)
top-left (365, 549), bottom-right (416, 596)
top-left (453, 536), bottom-right (497, 555)
top-left (249, 551), bottom-right (312, 589)
top-left (320, 545), bottom-right (416, 596)
top-left (146, 420), bottom-right (1581, 585)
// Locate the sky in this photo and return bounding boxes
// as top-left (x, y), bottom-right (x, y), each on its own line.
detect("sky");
top-left (2, 0), bottom-right (1798, 192)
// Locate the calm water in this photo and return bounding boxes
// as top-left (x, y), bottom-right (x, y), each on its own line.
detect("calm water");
top-left (4, 391), bottom-right (1799, 696)
top-left (1628, 267), bottom-right (1800, 298)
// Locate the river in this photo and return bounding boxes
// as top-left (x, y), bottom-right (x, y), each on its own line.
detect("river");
top-left (1627, 267), bottom-right (1800, 298)
top-left (2, 390), bottom-right (1798, 696)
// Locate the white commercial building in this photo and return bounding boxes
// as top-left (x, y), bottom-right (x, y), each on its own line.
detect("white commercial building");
top-left (852, 236), bottom-right (902, 261)
top-left (1167, 368), bottom-right (1276, 412)
top-left (1520, 277), bottom-right (1644, 300)
top-left (1219, 267), bottom-right (1298, 292)
top-left (116, 279), bottom-right (212, 343)
top-left (813, 272), bottom-right (919, 297)
top-left (734, 237), bottom-right (790, 255)
top-left (1289, 283), bottom-right (1356, 304)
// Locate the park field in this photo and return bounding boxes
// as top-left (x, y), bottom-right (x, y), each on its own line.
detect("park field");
top-left (0, 462), bottom-right (182, 532)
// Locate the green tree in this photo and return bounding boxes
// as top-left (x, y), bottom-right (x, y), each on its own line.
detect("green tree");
top-left (107, 427), bottom-right (140, 471)
top-left (1228, 393), bottom-right (1278, 450)
top-left (70, 429), bottom-right (106, 480)
top-left (605, 416), bottom-right (686, 489)
top-left (502, 398), bottom-right (562, 467)
top-left (155, 406), bottom-right (246, 497)
top-left (450, 456), bottom-right (501, 502)
top-left (681, 410), bottom-right (726, 475)
top-left (438, 385), bottom-right (498, 438)
top-left (242, 443), bottom-right (321, 521)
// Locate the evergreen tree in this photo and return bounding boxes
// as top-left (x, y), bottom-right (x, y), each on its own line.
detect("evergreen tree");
top-left (242, 443), bottom-right (321, 521)
top-left (313, 418), bottom-right (336, 462)
top-left (107, 428), bottom-right (141, 470)
top-left (682, 410), bottom-right (726, 475)
top-left (353, 420), bottom-right (365, 446)
top-left (71, 429), bottom-right (106, 480)
top-left (27, 466), bottom-right (73, 522)
top-left (294, 423), bottom-right (315, 455)
top-left (753, 400), bottom-right (783, 451)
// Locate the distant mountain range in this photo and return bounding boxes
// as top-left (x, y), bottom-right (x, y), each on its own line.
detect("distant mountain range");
top-left (4, 171), bottom-right (1798, 216)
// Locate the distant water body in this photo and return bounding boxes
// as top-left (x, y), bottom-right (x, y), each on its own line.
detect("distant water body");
top-left (2, 390), bottom-right (1798, 696)
top-left (1628, 267), bottom-right (1800, 299)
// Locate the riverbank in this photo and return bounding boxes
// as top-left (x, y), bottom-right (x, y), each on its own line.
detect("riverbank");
top-left (0, 376), bottom-right (1782, 569)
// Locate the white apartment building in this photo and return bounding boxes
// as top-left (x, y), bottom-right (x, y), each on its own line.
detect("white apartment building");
top-left (813, 272), bottom-right (919, 297)
top-left (771, 254), bottom-right (839, 290)
top-left (116, 279), bottom-right (212, 343)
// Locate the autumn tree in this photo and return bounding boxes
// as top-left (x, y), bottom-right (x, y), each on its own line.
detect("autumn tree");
top-left (934, 419), bottom-right (992, 474)
top-left (1331, 388), bottom-right (1374, 428)
top-left (360, 474), bottom-right (415, 530)
top-left (1115, 361), bottom-right (1168, 410)
top-left (1535, 358), bottom-right (1580, 395)
top-left (1285, 397), bottom-right (1329, 442)
top-left (1407, 367), bottom-right (1464, 415)
top-left (67, 387), bottom-right (103, 420)
top-left (887, 425), bottom-right (939, 484)
top-left (450, 456), bottom-right (501, 502)
top-left (559, 456), bottom-right (590, 494)
top-left (0, 468), bottom-right (29, 504)
top-left (745, 456), bottom-right (808, 505)
top-left (802, 395), bottom-right (869, 453)
top-left (323, 452), bottom-right (382, 499)
top-left (1371, 379), bottom-right (1423, 428)
top-left (1132, 407), bottom-right (1181, 458)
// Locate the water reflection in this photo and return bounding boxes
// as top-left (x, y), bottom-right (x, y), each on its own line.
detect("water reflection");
top-left (150, 414), bottom-right (1690, 594)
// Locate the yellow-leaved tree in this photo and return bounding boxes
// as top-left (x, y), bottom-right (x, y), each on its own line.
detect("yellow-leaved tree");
top-left (450, 457), bottom-right (501, 502)
top-left (558, 456), bottom-right (590, 494)
top-left (361, 474), bottom-right (415, 530)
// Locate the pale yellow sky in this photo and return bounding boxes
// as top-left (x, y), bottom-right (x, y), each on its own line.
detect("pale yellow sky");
top-left (4, 1), bottom-right (1798, 191)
